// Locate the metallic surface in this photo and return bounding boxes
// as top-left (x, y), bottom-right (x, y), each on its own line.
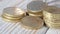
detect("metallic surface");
top-left (43, 6), bottom-right (60, 29)
top-left (27, 1), bottom-right (47, 17)
top-left (21, 16), bottom-right (44, 30)
top-left (28, 13), bottom-right (42, 18)
top-left (27, 1), bottom-right (47, 12)
top-left (2, 7), bottom-right (26, 22)
top-left (3, 7), bottom-right (25, 17)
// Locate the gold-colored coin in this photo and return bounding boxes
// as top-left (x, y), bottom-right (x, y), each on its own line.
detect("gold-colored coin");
top-left (43, 6), bottom-right (60, 29)
top-left (2, 7), bottom-right (26, 22)
top-left (45, 18), bottom-right (60, 29)
top-left (21, 16), bottom-right (43, 30)
top-left (3, 7), bottom-right (25, 17)
top-left (45, 19), bottom-right (60, 29)
top-left (2, 13), bottom-right (25, 20)
top-left (46, 22), bottom-right (60, 29)
top-left (28, 10), bottom-right (42, 15)
top-left (43, 6), bottom-right (60, 23)
top-left (2, 16), bottom-right (21, 22)
top-left (2, 14), bottom-right (20, 20)
top-left (28, 13), bottom-right (42, 18)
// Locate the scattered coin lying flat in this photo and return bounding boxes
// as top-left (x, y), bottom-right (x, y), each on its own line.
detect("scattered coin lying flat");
top-left (21, 16), bottom-right (44, 30)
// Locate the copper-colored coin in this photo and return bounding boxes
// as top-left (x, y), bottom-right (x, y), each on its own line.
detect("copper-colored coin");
top-left (21, 16), bottom-right (43, 30)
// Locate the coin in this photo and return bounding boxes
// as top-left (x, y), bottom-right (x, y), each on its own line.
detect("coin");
top-left (28, 13), bottom-right (42, 18)
top-left (2, 14), bottom-right (20, 20)
top-left (2, 16), bottom-right (21, 22)
top-left (2, 7), bottom-right (26, 22)
top-left (27, 1), bottom-right (47, 17)
top-left (27, 1), bottom-right (47, 12)
top-left (2, 13), bottom-right (25, 20)
top-left (46, 23), bottom-right (60, 29)
top-left (21, 16), bottom-right (43, 30)
top-left (43, 6), bottom-right (60, 28)
top-left (3, 7), bottom-right (25, 17)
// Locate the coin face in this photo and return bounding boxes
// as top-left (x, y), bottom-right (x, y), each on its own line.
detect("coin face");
top-left (44, 6), bottom-right (60, 14)
top-left (21, 16), bottom-right (43, 30)
top-left (2, 7), bottom-right (26, 22)
top-left (27, 1), bottom-right (47, 12)
top-left (3, 7), bottom-right (17, 16)
top-left (3, 7), bottom-right (25, 17)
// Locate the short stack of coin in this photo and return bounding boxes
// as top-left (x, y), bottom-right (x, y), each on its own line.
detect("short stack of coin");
top-left (43, 6), bottom-right (60, 29)
top-left (2, 7), bottom-right (26, 22)
top-left (27, 1), bottom-right (47, 18)
top-left (21, 16), bottom-right (44, 30)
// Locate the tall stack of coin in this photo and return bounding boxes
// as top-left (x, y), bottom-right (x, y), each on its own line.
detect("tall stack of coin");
top-left (21, 16), bottom-right (43, 30)
top-left (2, 7), bottom-right (26, 22)
top-left (27, 1), bottom-right (47, 18)
top-left (43, 6), bottom-right (60, 29)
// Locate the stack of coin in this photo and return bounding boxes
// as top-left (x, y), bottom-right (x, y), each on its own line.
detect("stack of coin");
top-left (27, 1), bottom-right (47, 18)
top-left (43, 6), bottom-right (60, 29)
top-left (21, 16), bottom-right (43, 30)
top-left (2, 7), bottom-right (26, 22)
